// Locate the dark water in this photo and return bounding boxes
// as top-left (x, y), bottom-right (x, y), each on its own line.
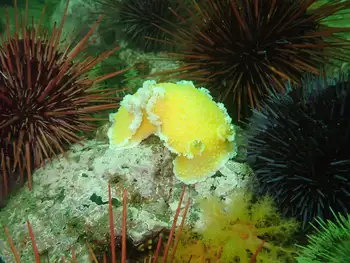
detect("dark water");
top-left (0, 0), bottom-right (14, 7)
top-left (0, 0), bottom-right (43, 7)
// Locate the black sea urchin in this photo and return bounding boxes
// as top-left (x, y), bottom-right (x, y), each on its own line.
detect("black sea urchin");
top-left (95, 0), bottom-right (184, 52)
top-left (246, 74), bottom-right (350, 229)
top-left (0, 0), bottom-right (125, 204)
top-left (149, 0), bottom-right (350, 124)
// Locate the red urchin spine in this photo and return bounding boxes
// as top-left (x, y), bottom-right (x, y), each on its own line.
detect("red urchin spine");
top-left (2, 185), bottom-right (192, 262)
top-left (144, 0), bottom-right (350, 123)
top-left (0, 0), bottom-right (128, 202)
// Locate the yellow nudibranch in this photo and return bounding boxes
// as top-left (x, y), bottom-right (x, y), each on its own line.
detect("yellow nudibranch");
top-left (108, 80), bottom-right (236, 184)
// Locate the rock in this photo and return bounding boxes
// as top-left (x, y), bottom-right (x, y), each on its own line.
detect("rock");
top-left (51, 0), bottom-right (102, 46)
top-left (0, 137), bottom-right (250, 262)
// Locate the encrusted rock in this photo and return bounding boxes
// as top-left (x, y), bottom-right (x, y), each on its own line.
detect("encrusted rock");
top-left (0, 137), bottom-right (250, 262)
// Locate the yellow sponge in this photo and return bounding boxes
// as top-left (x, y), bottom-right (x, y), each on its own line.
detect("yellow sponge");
top-left (108, 80), bottom-right (236, 184)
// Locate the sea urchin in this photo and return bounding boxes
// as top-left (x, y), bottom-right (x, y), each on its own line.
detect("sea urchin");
top-left (150, 0), bottom-right (350, 123)
top-left (0, 0), bottom-right (125, 203)
top-left (246, 74), bottom-right (350, 229)
top-left (296, 209), bottom-right (350, 263)
top-left (95, 0), bottom-right (184, 52)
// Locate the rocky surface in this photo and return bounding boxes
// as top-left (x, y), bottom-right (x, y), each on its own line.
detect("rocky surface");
top-left (0, 136), bottom-right (250, 262)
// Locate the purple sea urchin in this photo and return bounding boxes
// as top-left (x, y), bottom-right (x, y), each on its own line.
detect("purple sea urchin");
top-left (246, 74), bottom-right (350, 228)
top-left (149, 0), bottom-right (350, 124)
top-left (0, 0), bottom-right (125, 203)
